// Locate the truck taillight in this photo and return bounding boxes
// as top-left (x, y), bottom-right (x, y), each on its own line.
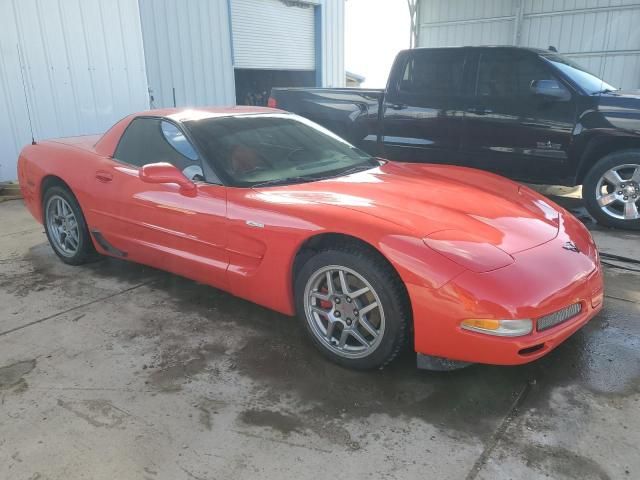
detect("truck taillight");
top-left (267, 97), bottom-right (277, 108)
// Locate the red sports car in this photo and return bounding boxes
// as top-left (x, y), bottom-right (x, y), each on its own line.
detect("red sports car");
top-left (18, 107), bottom-right (604, 370)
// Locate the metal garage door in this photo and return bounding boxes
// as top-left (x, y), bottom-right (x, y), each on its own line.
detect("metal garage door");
top-left (231, 0), bottom-right (317, 70)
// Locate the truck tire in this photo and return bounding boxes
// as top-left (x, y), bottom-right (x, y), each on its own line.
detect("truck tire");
top-left (583, 150), bottom-right (640, 230)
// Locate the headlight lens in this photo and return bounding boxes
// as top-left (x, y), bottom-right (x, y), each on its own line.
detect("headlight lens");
top-left (461, 318), bottom-right (532, 337)
top-left (423, 231), bottom-right (514, 273)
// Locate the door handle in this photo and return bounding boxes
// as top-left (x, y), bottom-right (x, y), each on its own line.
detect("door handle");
top-left (466, 107), bottom-right (493, 115)
top-left (95, 171), bottom-right (113, 183)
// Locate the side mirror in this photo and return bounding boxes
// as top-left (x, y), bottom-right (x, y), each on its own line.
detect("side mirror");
top-left (530, 79), bottom-right (570, 101)
top-left (139, 162), bottom-right (196, 193)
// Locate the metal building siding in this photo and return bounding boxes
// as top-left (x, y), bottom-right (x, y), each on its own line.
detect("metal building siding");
top-left (138, 0), bottom-right (236, 108)
top-left (0, 0), bottom-right (149, 181)
top-left (231, 0), bottom-right (316, 70)
top-left (418, 0), bottom-right (516, 47)
top-left (319, 0), bottom-right (345, 87)
top-left (417, 0), bottom-right (640, 90)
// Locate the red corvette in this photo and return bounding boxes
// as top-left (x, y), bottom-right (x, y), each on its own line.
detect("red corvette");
top-left (17, 107), bottom-right (604, 370)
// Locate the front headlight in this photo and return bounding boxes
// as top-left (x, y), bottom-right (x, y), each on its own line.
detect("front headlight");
top-left (460, 318), bottom-right (533, 337)
top-left (423, 230), bottom-right (514, 273)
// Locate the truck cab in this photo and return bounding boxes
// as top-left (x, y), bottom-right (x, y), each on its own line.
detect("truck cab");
top-left (271, 46), bottom-right (640, 230)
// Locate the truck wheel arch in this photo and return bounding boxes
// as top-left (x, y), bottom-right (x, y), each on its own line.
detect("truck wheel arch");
top-left (577, 135), bottom-right (640, 184)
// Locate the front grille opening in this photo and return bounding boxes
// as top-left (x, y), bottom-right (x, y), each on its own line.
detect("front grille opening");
top-left (519, 344), bottom-right (545, 356)
top-left (537, 303), bottom-right (582, 332)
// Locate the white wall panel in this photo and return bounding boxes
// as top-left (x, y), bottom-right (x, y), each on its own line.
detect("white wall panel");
top-left (231, 0), bottom-right (316, 70)
top-left (138, 0), bottom-right (236, 108)
top-left (417, 0), bottom-right (640, 90)
top-left (320, 0), bottom-right (345, 87)
top-left (0, 0), bottom-right (149, 181)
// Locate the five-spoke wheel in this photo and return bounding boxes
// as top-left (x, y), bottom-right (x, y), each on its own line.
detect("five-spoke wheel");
top-left (295, 246), bottom-right (409, 369)
top-left (43, 185), bottom-right (97, 265)
top-left (304, 265), bottom-right (385, 359)
top-left (46, 195), bottom-right (80, 257)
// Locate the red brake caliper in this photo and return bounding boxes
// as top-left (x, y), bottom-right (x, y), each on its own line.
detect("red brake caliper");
top-left (319, 287), bottom-right (332, 309)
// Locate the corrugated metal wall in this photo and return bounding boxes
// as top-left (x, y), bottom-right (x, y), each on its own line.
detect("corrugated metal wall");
top-left (231, 0), bottom-right (316, 70)
top-left (0, 0), bottom-right (149, 181)
top-left (138, 0), bottom-right (236, 108)
top-left (319, 0), bottom-right (346, 87)
top-left (0, 0), bottom-right (345, 180)
top-left (417, 0), bottom-right (640, 90)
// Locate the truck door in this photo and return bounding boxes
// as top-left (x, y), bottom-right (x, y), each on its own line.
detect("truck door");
top-left (381, 49), bottom-right (468, 164)
top-left (460, 49), bottom-right (577, 182)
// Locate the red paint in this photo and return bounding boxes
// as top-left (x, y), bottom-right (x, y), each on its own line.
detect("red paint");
top-left (17, 107), bottom-right (603, 366)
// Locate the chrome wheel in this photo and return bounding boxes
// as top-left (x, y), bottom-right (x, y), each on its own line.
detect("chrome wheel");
top-left (46, 195), bottom-right (80, 257)
top-left (596, 163), bottom-right (640, 221)
top-left (303, 265), bottom-right (385, 359)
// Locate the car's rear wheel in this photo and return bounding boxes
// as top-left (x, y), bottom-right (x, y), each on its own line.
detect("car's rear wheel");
top-left (295, 246), bottom-right (410, 369)
top-left (43, 185), bottom-right (98, 265)
top-left (583, 150), bottom-right (640, 230)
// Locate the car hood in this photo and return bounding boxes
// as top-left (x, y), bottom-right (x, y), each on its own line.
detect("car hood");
top-left (257, 162), bottom-right (560, 255)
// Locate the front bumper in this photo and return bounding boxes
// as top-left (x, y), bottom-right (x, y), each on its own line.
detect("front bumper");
top-left (411, 215), bottom-right (604, 366)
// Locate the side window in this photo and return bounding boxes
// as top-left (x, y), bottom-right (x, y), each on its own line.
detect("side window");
top-left (114, 118), bottom-right (204, 180)
top-left (399, 50), bottom-right (466, 96)
top-left (161, 121), bottom-right (198, 160)
top-left (476, 52), bottom-right (562, 98)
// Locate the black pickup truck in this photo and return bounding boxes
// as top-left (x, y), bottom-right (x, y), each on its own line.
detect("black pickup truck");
top-left (270, 46), bottom-right (640, 230)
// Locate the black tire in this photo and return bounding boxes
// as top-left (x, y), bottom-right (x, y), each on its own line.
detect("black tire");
top-left (294, 245), bottom-right (410, 370)
top-left (583, 149), bottom-right (640, 230)
top-left (42, 185), bottom-right (99, 265)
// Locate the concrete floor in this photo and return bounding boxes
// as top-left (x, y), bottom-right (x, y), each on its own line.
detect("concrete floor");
top-left (1, 197), bottom-right (639, 480)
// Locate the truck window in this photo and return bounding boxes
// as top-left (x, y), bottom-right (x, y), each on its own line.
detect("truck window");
top-left (399, 50), bottom-right (465, 96)
top-left (476, 51), bottom-right (561, 98)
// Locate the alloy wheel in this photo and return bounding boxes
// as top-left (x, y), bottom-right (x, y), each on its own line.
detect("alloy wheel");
top-left (46, 195), bottom-right (80, 257)
top-left (303, 265), bottom-right (385, 359)
top-left (595, 163), bottom-right (640, 221)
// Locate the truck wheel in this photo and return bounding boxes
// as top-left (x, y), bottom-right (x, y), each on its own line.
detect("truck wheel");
top-left (43, 185), bottom-right (98, 265)
top-left (583, 150), bottom-right (640, 230)
top-left (295, 246), bottom-right (410, 370)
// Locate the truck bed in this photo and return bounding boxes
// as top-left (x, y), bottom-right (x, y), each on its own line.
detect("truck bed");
top-left (270, 88), bottom-right (384, 149)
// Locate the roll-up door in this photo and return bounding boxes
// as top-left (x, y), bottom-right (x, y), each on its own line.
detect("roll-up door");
top-left (231, 0), bottom-right (317, 70)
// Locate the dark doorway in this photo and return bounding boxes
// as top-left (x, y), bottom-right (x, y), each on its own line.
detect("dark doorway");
top-left (234, 69), bottom-right (316, 106)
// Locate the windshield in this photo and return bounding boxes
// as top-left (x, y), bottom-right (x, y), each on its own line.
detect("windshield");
top-left (541, 53), bottom-right (617, 94)
top-left (185, 114), bottom-right (378, 187)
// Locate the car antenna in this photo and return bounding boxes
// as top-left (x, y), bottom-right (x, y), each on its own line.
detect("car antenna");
top-left (548, 45), bottom-right (558, 52)
top-left (17, 43), bottom-right (36, 145)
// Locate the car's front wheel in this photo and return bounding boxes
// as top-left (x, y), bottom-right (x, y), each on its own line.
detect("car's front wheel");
top-left (295, 246), bottom-right (410, 369)
top-left (583, 150), bottom-right (640, 230)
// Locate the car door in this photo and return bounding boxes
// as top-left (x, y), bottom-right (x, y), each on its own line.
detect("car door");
top-left (381, 49), bottom-right (469, 164)
top-left (89, 117), bottom-right (229, 289)
top-left (460, 49), bottom-right (577, 182)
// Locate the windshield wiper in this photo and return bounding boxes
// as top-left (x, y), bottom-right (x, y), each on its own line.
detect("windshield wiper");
top-left (250, 163), bottom-right (377, 188)
top-left (251, 175), bottom-right (319, 188)
top-left (336, 163), bottom-right (376, 176)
